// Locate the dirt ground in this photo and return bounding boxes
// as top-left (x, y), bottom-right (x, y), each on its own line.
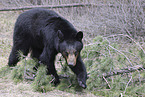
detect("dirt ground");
top-left (0, 78), bottom-right (96, 97)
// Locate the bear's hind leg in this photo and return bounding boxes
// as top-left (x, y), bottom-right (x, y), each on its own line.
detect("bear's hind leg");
top-left (8, 46), bottom-right (19, 67)
top-left (8, 44), bottom-right (30, 67)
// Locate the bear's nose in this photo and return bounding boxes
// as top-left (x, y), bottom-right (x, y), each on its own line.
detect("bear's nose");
top-left (67, 54), bottom-right (76, 67)
top-left (68, 63), bottom-right (74, 67)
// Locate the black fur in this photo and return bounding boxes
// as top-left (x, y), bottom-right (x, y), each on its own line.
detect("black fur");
top-left (8, 8), bottom-right (87, 88)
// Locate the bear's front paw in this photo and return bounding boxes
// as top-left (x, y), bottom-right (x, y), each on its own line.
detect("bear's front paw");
top-left (78, 80), bottom-right (87, 89)
top-left (8, 63), bottom-right (16, 67)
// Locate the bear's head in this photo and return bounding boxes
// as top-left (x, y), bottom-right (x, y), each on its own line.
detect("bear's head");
top-left (56, 30), bottom-right (83, 67)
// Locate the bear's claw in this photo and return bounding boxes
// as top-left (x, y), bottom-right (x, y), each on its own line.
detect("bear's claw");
top-left (78, 81), bottom-right (87, 89)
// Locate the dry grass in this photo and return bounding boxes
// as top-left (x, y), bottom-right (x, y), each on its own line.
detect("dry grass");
top-left (0, 78), bottom-right (96, 97)
top-left (0, 11), bottom-right (15, 68)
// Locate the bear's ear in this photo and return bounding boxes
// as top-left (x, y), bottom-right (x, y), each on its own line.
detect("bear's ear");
top-left (76, 31), bottom-right (83, 41)
top-left (57, 30), bottom-right (64, 42)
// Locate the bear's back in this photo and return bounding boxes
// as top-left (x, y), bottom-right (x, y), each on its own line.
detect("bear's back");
top-left (15, 8), bottom-right (59, 26)
top-left (14, 8), bottom-right (77, 41)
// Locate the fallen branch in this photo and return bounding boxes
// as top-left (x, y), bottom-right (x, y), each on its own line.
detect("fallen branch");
top-left (123, 76), bottom-right (132, 94)
top-left (0, 3), bottom-right (145, 11)
top-left (103, 76), bottom-right (111, 89)
top-left (107, 34), bottom-right (145, 54)
top-left (103, 65), bottom-right (144, 78)
top-left (108, 45), bottom-right (133, 66)
top-left (0, 3), bottom-right (92, 11)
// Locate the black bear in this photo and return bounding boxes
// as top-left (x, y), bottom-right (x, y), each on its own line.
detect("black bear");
top-left (8, 8), bottom-right (87, 88)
